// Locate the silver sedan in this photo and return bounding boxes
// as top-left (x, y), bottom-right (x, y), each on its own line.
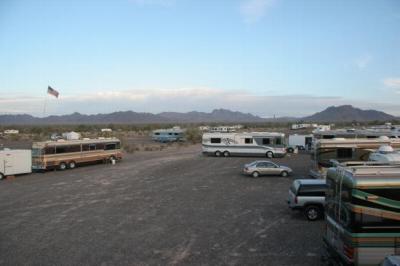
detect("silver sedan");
top-left (243, 160), bottom-right (293, 178)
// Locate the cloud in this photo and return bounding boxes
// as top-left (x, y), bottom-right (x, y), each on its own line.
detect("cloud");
top-left (239, 0), bottom-right (276, 24)
top-left (355, 54), bottom-right (372, 70)
top-left (383, 78), bottom-right (400, 90)
top-left (1, 87), bottom-right (400, 117)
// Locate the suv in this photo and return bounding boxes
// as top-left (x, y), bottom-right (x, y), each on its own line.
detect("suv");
top-left (287, 179), bottom-right (327, 221)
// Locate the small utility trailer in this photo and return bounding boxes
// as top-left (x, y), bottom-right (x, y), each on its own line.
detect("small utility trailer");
top-left (0, 149), bottom-right (32, 179)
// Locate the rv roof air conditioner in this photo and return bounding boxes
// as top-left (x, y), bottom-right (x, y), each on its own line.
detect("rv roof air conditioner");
top-left (378, 145), bottom-right (394, 154)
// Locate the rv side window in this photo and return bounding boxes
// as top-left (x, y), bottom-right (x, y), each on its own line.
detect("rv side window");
top-left (337, 148), bottom-right (353, 159)
top-left (275, 138), bottom-right (282, 145)
top-left (245, 138), bottom-right (253, 144)
top-left (323, 135), bottom-right (335, 139)
top-left (96, 143), bottom-right (105, 150)
top-left (82, 144), bottom-right (90, 151)
top-left (211, 138), bottom-right (221, 144)
top-left (56, 145), bottom-right (80, 154)
top-left (262, 138), bottom-right (270, 145)
top-left (44, 146), bottom-right (55, 155)
top-left (366, 136), bottom-right (377, 139)
top-left (105, 143), bottom-right (116, 150)
top-left (174, 133), bottom-right (179, 135)
top-left (169, 133), bottom-right (172, 135)
top-left (155, 133), bottom-right (160, 135)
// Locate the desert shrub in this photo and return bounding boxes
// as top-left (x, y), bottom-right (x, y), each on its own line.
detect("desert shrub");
top-left (185, 127), bottom-right (202, 144)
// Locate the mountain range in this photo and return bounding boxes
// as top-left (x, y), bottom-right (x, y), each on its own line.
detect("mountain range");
top-left (0, 105), bottom-right (397, 125)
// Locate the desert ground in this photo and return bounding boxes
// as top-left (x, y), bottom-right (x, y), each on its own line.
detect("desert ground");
top-left (0, 143), bottom-right (323, 266)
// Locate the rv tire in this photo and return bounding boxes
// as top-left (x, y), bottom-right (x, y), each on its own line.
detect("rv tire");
top-left (287, 147), bottom-right (294, 153)
top-left (223, 151), bottom-right (230, 157)
top-left (215, 151), bottom-right (221, 157)
top-left (0, 173), bottom-right (4, 180)
top-left (68, 161), bottom-right (76, 169)
top-left (266, 151), bottom-right (273, 158)
top-left (59, 162), bottom-right (67, 171)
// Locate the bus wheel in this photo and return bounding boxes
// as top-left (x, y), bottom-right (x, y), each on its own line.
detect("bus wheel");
top-left (68, 161), bottom-right (76, 169)
top-left (223, 151), bottom-right (230, 157)
top-left (59, 162), bottom-right (67, 171)
top-left (215, 151), bottom-right (221, 157)
top-left (266, 151), bottom-right (273, 158)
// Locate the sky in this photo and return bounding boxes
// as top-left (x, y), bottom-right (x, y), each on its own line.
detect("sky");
top-left (0, 0), bottom-right (400, 117)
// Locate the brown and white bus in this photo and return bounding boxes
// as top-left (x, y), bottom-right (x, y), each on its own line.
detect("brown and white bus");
top-left (32, 138), bottom-right (122, 170)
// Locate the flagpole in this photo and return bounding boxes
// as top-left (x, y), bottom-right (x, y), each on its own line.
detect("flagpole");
top-left (43, 93), bottom-right (48, 117)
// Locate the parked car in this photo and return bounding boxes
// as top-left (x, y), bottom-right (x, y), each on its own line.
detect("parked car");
top-left (287, 179), bottom-right (327, 221)
top-left (243, 160), bottom-right (292, 178)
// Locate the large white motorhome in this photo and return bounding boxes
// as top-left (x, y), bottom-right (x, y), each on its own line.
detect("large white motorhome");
top-left (202, 132), bottom-right (286, 158)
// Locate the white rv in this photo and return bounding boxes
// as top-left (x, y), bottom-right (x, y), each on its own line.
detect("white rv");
top-left (369, 145), bottom-right (400, 163)
top-left (0, 149), bottom-right (32, 179)
top-left (202, 132), bottom-right (286, 158)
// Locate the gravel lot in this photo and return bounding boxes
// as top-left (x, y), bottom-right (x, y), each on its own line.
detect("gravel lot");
top-left (0, 145), bottom-right (323, 266)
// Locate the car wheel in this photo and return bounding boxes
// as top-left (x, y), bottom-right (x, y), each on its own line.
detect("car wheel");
top-left (0, 173), bottom-right (4, 180)
top-left (59, 162), bottom-right (67, 171)
top-left (223, 151), bottom-right (230, 157)
top-left (281, 171), bottom-right (288, 177)
top-left (109, 156), bottom-right (116, 162)
top-left (68, 161), bottom-right (76, 169)
top-left (215, 151), bottom-right (221, 157)
top-left (266, 151), bottom-right (273, 158)
top-left (304, 205), bottom-right (321, 221)
top-left (287, 147), bottom-right (294, 153)
top-left (252, 171), bottom-right (260, 178)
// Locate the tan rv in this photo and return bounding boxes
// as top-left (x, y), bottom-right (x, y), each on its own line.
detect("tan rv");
top-left (310, 137), bottom-right (400, 178)
top-left (32, 138), bottom-right (122, 170)
top-left (323, 161), bottom-right (400, 265)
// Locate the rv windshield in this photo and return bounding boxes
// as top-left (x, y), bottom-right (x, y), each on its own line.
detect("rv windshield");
top-left (31, 148), bottom-right (42, 157)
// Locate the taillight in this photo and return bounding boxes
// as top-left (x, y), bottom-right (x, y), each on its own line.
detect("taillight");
top-left (294, 196), bottom-right (298, 204)
top-left (343, 244), bottom-right (354, 260)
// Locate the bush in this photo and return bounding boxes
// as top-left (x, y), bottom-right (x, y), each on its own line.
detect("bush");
top-left (185, 128), bottom-right (202, 144)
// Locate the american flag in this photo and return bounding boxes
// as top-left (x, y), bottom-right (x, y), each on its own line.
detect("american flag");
top-left (47, 86), bottom-right (59, 98)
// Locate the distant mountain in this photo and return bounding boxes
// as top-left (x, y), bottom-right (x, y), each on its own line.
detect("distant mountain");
top-left (302, 105), bottom-right (396, 122)
top-left (0, 109), bottom-right (266, 125)
top-left (0, 105), bottom-right (397, 125)
top-left (158, 109), bottom-right (266, 123)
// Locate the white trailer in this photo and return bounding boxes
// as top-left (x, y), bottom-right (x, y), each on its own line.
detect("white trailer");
top-left (202, 132), bottom-right (286, 158)
top-left (288, 134), bottom-right (313, 151)
top-left (0, 149), bottom-right (32, 179)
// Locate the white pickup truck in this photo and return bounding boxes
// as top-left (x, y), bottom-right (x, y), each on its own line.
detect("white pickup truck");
top-left (0, 149), bottom-right (32, 179)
